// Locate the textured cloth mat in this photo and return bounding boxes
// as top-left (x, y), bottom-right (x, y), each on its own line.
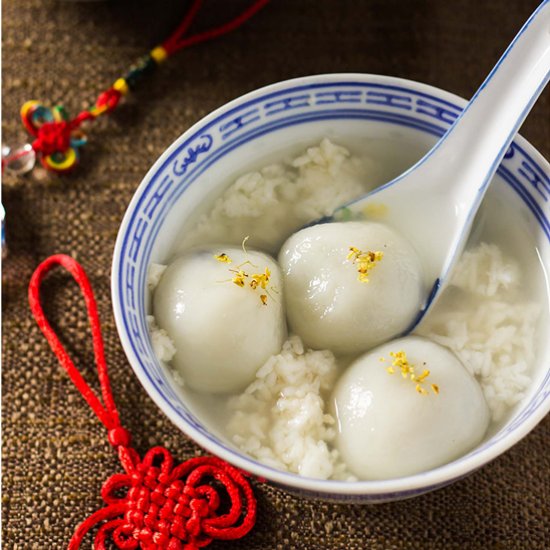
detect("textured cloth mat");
top-left (2, 0), bottom-right (549, 548)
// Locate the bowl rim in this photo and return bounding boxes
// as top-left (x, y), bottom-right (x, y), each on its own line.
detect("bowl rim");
top-left (112, 72), bottom-right (550, 496)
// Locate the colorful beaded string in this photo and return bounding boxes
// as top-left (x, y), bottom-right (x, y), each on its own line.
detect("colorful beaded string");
top-left (3, 0), bottom-right (270, 175)
top-left (29, 254), bottom-right (257, 550)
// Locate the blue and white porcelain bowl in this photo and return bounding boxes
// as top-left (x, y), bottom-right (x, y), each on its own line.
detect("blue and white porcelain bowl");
top-left (112, 74), bottom-right (550, 502)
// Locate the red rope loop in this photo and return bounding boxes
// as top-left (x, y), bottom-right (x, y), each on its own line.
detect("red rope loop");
top-left (28, 255), bottom-right (257, 549)
top-left (162, 0), bottom-right (270, 56)
top-left (29, 254), bottom-right (124, 437)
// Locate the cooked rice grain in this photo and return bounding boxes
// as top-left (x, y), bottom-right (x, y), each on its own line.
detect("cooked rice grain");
top-left (182, 139), bottom-right (375, 254)
top-left (227, 335), bottom-right (355, 480)
top-left (418, 243), bottom-right (539, 420)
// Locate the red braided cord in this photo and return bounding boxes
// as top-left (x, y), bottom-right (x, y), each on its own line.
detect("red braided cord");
top-left (73, 111), bottom-right (96, 126)
top-left (28, 254), bottom-right (124, 436)
top-left (69, 504), bottom-right (128, 550)
top-left (162, 0), bottom-right (270, 55)
top-left (162, 0), bottom-right (204, 55)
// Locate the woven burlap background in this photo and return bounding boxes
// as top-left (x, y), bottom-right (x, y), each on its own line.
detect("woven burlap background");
top-left (2, 0), bottom-right (549, 548)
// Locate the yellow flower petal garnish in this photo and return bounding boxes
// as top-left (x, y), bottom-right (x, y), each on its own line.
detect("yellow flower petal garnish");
top-left (250, 267), bottom-right (271, 290)
top-left (215, 239), bottom-right (277, 305)
top-left (347, 246), bottom-right (383, 283)
top-left (214, 253), bottom-right (232, 263)
top-left (380, 350), bottom-right (439, 396)
top-left (230, 270), bottom-right (248, 287)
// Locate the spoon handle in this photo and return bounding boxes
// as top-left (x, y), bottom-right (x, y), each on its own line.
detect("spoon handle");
top-left (427, 0), bottom-right (550, 212)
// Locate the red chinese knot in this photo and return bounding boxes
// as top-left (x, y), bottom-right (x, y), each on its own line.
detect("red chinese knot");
top-left (28, 255), bottom-right (257, 550)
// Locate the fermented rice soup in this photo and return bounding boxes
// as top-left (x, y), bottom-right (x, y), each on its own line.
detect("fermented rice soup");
top-left (148, 139), bottom-right (548, 481)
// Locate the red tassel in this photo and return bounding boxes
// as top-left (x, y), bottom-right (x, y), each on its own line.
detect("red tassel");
top-left (29, 255), bottom-right (257, 549)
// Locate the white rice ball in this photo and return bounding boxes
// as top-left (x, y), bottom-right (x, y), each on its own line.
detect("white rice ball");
top-left (279, 221), bottom-right (424, 355)
top-left (153, 246), bottom-right (286, 394)
top-left (332, 336), bottom-right (490, 479)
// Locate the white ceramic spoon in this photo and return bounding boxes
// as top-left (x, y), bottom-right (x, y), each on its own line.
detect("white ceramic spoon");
top-left (326, 0), bottom-right (550, 328)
